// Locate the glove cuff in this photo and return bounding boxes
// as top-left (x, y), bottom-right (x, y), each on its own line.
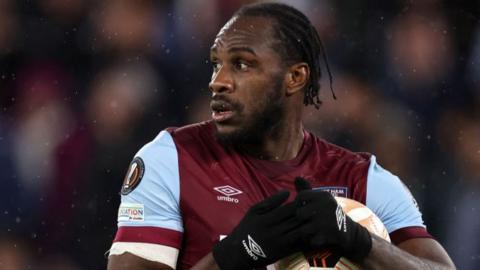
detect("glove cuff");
top-left (344, 220), bottom-right (372, 262)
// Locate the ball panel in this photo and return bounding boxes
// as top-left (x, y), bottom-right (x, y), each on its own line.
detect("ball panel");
top-left (346, 207), bottom-right (372, 222)
top-left (336, 197), bottom-right (390, 243)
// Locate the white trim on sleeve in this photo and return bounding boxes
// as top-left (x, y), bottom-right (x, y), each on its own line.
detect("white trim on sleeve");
top-left (109, 242), bottom-right (179, 269)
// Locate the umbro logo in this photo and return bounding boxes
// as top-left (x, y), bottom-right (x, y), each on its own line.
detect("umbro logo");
top-left (214, 185), bottom-right (242, 203)
top-left (336, 205), bottom-right (347, 232)
top-left (242, 234), bottom-right (266, 260)
top-left (214, 185), bottom-right (243, 196)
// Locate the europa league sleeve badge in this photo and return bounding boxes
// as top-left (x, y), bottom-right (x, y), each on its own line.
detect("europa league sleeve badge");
top-left (121, 157), bottom-right (145, 195)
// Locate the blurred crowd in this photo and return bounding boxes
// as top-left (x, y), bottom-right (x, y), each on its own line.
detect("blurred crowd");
top-left (0, 0), bottom-right (479, 269)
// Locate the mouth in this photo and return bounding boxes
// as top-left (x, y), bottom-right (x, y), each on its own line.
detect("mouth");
top-left (210, 100), bottom-right (235, 123)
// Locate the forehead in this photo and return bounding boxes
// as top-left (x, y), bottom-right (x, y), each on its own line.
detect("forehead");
top-left (211, 16), bottom-right (277, 53)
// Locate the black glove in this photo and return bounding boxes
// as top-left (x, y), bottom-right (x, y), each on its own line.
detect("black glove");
top-left (213, 190), bottom-right (302, 270)
top-left (294, 177), bottom-right (372, 262)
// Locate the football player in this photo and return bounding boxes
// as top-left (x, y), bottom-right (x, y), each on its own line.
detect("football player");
top-left (108, 3), bottom-right (455, 270)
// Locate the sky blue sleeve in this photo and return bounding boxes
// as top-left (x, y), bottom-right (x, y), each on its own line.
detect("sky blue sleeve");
top-left (366, 155), bottom-right (425, 233)
top-left (117, 130), bottom-right (182, 233)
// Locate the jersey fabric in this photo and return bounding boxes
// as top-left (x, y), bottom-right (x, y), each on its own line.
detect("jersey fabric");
top-left (113, 121), bottom-right (431, 269)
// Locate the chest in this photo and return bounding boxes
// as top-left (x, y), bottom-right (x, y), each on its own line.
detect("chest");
top-left (175, 153), bottom-right (365, 268)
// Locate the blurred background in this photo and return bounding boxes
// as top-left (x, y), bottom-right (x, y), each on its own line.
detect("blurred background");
top-left (0, 0), bottom-right (479, 269)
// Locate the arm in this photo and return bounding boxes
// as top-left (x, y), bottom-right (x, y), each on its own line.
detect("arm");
top-left (107, 251), bottom-right (221, 270)
top-left (107, 131), bottom-right (183, 270)
top-left (108, 253), bottom-right (174, 270)
top-left (191, 252), bottom-right (220, 270)
top-left (361, 157), bottom-right (455, 269)
top-left (361, 235), bottom-right (455, 270)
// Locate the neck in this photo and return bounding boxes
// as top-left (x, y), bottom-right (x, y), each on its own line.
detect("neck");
top-left (239, 116), bottom-right (304, 161)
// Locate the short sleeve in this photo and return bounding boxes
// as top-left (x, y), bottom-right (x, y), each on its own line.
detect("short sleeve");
top-left (113, 130), bottom-right (182, 248)
top-left (366, 156), bottom-right (431, 244)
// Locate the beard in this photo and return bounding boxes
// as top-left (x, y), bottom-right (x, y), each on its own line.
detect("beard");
top-left (215, 79), bottom-right (285, 149)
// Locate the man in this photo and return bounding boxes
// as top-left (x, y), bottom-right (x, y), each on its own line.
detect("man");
top-left (108, 3), bottom-right (455, 270)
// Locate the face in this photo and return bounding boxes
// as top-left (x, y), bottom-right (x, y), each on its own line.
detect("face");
top-left (209, 16), bottom-right (287, 146)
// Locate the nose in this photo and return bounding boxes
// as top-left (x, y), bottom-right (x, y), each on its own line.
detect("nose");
top-left (209, 66), bottom-right (233, 94)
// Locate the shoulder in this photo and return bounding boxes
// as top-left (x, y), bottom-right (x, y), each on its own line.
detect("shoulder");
top-left (136, 129), bottom-right (177, 158)
top-left (166, 121), bottom-right (223, 160)
top-left (120, 130), bottom-right (181, 220)
top-left (124, 130), bottom-right (179, 193)
top-left (316, 135), bottom-right (371, 164)
top-left (365, 155), bottom-right (419, 215)
top-left (135, 121), bottom-right (213, 156)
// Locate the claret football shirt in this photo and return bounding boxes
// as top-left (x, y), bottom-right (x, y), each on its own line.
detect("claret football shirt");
top-left (113, 121), bottom-right (430, 269)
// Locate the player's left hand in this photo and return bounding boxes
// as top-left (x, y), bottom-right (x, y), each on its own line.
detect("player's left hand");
top-left (294, 177), bottom-right (372, 262)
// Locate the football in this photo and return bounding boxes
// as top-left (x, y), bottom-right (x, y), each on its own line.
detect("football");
top-left (275, 197), bottom-right (390, 270)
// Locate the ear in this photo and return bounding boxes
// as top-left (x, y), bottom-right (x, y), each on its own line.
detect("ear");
top-left (284, 63), bottom-right (309, 96)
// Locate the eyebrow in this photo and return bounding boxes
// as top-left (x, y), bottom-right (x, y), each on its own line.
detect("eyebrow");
top-left (228, 47), bottom-right (256, 55)
top-left (210, 46), bottom-right (257, 56)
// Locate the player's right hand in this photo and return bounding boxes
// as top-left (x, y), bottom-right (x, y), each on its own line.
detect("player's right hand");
top-left (212, 190), bottom-right (303, 270)
top-left (294, 177), bottom-right (372, 262)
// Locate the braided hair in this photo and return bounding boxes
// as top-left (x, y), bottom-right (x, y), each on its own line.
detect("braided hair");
top-left (234, 2), bottom-right (334, 108)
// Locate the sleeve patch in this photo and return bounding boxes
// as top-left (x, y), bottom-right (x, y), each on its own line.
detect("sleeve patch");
top-left (121, 157), bottom-right (145, 195)
top-left (118, 203), bottom-right (145, 222)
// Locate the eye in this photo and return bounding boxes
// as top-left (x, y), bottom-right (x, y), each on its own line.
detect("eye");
top-left (211, 60), bottom-right (221, 73)
top-left (234, 60), bottom-right (249, 71)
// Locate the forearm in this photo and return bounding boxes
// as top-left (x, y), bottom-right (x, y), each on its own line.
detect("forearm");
top-left (360, 235), bottom-right (455, 270)
top-left (191, 252), bottom-right (220, 270)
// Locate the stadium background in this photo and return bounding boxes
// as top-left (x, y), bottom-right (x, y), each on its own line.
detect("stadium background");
top-left (0, 0), bottom-right (479, 269)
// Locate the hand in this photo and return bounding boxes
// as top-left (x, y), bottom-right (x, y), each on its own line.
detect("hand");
top-left (294, 177), bottom-right (372, 262)
top-left (213, 190), bottom-right (302, 270)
